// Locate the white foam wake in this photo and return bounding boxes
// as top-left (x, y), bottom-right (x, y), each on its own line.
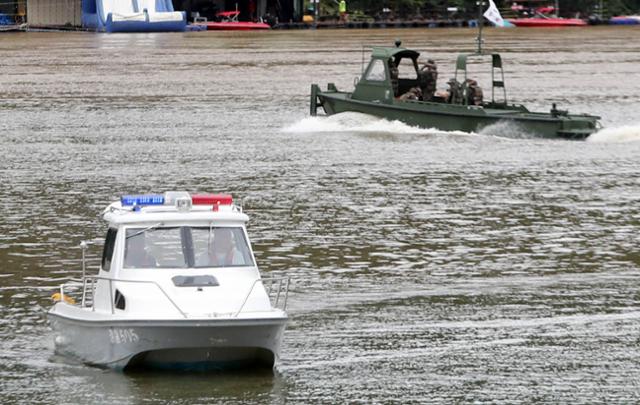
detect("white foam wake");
top-left (587, 125), bottom-right (640, 143)
top-left (478, 120), bottom-right (537, 139)
top-left (282, 112), bottom-right (469, 136)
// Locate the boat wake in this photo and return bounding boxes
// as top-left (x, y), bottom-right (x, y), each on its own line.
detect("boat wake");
top-left (478, 121), bottom-right (540, 140)
top-left (282, 112), bottom-right (469, 137)
top-left (284, 113), bottom-right (544, 140)
top-left (586, 125), bottom-right (640, 143)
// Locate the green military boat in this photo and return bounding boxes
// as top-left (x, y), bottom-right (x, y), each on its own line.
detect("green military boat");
top-left (310, 41), bottom-right (601, 139)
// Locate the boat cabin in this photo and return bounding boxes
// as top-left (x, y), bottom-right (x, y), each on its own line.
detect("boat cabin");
top-left (352, 41), bottom-right (508, 108)
top-left (88, 191), bottom-right (272, 318)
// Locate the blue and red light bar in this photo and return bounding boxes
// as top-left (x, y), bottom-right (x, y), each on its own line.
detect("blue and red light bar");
top-left (121, 194), bottom-right (165, 206)
top-left (120, 193), bottom-right (233, 208)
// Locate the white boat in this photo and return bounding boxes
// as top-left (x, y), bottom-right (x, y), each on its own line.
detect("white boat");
top-left (48, 192), bottom-right (289, 371)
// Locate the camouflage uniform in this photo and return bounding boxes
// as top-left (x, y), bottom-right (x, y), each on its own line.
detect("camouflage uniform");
top-left (389, 59), bottom-right (399, 97)
top-left (464, 79), bottom-right (483, 106)
top-left (419, 59), bottom-right (438, 101)
top-left (398, 87), bottom-right (423, 101)
top-left (447, 79), bottom-right (463, 104)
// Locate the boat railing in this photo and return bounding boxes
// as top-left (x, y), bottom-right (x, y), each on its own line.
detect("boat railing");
top-left (234, 276), bottom-right (290, 317)
top-left (58, 276), bottom-right (188, 318)
top-left (59, 241), bottom-right (288, 319)
top-left (59, 275), bottom-right (289, 319)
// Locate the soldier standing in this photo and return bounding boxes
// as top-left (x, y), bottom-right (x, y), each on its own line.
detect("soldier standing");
top-left (389, 59), bottom-right (399, 97)
top-left (339, 0), bottom-right (348, 23)
top-left (419, 59), bottom-right (438, 101)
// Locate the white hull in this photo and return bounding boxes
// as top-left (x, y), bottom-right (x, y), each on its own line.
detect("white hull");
top-left (48, 310), bottom-right (287, 371)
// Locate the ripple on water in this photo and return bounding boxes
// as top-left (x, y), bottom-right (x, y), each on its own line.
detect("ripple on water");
top-left (1, 28), bottom-right (640, 403)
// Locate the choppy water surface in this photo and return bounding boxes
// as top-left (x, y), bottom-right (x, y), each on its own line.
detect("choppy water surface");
top-left (1, 27), bottom-right (640, 403)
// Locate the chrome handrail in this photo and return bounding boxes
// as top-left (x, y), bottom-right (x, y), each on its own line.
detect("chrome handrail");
top-left (59, 276), bottom-right (188, 318)
top-left (61, 275), bottom-right (288, 319)
top-left (62, 238), bottom-right (287, 320)
top-left (234, 276), bottom-right (290, 318)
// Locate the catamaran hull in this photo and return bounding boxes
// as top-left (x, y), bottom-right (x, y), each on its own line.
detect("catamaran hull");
top-left (48, 313), bottom-right (286, 371)
top-left (312, 88), bottom-right (598, 140)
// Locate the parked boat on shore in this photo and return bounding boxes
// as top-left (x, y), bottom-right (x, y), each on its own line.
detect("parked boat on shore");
top-left (201, 11), bottom-right (270, 30)
top-left (508, 17), bottom-right (587, 26)
top-left (310, 40), bottom-right (600, 139)
top-left (48, 192), bottom-right (289, 371)
top-left (506, 2), bottom-right (587, 27)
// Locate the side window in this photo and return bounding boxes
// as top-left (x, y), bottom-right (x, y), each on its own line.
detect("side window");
top-left (101, 228), bottom-right (118, 272)
top-left (364, 59), bottom-right (387, 82)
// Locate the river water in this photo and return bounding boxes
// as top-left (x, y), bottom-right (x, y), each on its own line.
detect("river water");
top-left (1, 26), bottom-right (640, 403)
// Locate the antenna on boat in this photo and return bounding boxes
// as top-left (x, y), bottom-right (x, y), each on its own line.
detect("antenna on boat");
top-left (476, 0), bottom-right (485, 54)
top-left (361, 45), bottom-right (365, 75)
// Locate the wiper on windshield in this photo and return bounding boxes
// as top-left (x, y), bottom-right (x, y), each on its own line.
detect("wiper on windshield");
top-left (125, 222), bottom-right (164, 239)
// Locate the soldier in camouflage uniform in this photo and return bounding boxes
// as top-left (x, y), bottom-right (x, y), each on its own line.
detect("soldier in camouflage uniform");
top-left (398, 87), bottom-right (423, 101)
top-left (418, 59), bottom-right (438, 101)
top-left (464, 79), bottom-right (483, 106)
top-left (389, 58), bottom-right (399, 97)
top-left (447, 78), bottom-right (463, 104)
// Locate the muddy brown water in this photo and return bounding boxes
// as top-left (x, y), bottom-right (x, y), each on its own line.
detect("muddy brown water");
top-left (1, 27), bottom-right (640, 403)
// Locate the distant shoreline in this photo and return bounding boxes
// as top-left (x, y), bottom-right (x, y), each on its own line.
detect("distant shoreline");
top-left (2, 18), bottom-right (630, 32)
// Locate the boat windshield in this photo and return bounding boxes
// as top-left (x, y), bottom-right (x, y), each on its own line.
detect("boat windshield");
top-left (365, 59), bottom-right (387, 81)
top-left (124, 226), bottom-right (254, 269)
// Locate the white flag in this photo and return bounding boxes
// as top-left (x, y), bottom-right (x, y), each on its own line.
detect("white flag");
top-left (483, 0), bottom-right (506, 27)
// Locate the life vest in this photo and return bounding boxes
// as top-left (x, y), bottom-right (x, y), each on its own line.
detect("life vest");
top-left (51, 292), bottom-right (76, 305)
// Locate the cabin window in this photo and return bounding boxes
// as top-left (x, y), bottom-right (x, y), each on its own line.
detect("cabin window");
top-left (125, 227), bottom-right (187, 269)
top-left (192, 227), bottom-right (255, 268)
top-left (123, 226), bottom-right (254, 269)
top-left (101, 228), bottom-right (118, 272)
top-left (364, 59), bottom-right (387, 82)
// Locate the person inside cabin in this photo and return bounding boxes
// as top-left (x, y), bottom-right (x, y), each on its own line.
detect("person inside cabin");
top-left (398, 86), bottom-right (423, 101)
top-left (388, 58), bottom-right (399, 97)
top-left (124, 232), bottom-right (157, 268)
top-left (419, 59), bottom-right (438, 101)
top-left (201, 228), bottom-right (244, 267)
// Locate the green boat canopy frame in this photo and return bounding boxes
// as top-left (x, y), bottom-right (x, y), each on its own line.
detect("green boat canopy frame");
top-left (454, 53), bottom-right (507, 105)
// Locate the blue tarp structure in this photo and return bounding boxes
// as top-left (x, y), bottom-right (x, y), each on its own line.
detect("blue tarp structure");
top-left (82, 0), bottom-right (186, 32)
top-left (0, 13), bottom-right (13, 25)
top-left (609, 16), bottom-right (640, 25)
